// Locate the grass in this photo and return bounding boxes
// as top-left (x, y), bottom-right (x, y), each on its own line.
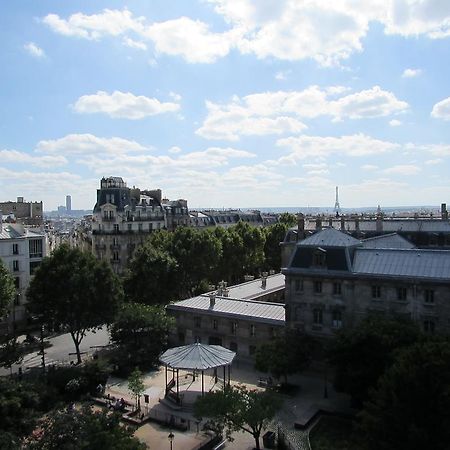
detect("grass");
top-left (309, 415), bottom-right (359, 450)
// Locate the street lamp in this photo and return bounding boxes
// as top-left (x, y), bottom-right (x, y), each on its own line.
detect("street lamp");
top-left (168, 431), bottom-right (174, 450)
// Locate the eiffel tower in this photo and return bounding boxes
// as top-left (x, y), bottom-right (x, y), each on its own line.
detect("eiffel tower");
top-left (334, 186), bottom-right (341, 215)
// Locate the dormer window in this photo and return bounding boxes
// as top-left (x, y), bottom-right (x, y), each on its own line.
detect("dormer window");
top-left (312, 248), bottom-right (326, 267)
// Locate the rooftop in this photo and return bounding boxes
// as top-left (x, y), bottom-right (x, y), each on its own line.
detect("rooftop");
top-left (299, 228), bottom-right (361, 247)
top-left (360, 233), bottom-right (415, 249)
top-left (0, 224), bottom-right (45, 240)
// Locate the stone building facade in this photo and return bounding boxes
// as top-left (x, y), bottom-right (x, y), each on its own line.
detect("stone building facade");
top-left (283, 227), bottom-right (450, 337)
top-left (0, 197), bottom-right (43, 226)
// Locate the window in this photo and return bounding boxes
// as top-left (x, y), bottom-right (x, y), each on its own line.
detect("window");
top-left (12, 243), bottom-right (19, 255)
top-left (138, 223), bottom-right (143, 232)
top-left (149, 222), bottom-right (153, 231)
top-left (313, 249), bottom-right (326, 267)
top-left (229, 342), bottom-right (238, 352)
top-left (14, 277), bottom-right (20, 289)
top-left (424, 289), bottom-right (434, 303)
top-left (112, 251), bottom-right (119, 261)
top-left (14, 294), bottom-right (20, 306)
top-left (424, 320), bottom-right (435, 333)
top-left (295, 279), bottom-right (303, 292)
top-left (29, 239), bottom-right (43, 258)
top-left (212, 319), bottom-right (218, 330)
top-left (313, 309), bottom-right (323, 325)
top-left (332, 310), bottom-right (342, 328)
top-left (194, 336), bottom-right (201, 343)
top-left (314, 281), bottom-right (322, 294)
top-left (127, 224), bottom-right (132, 231)
top-left (113, 224), bottom-right (119, 233)
top-left (112, 237), bottom-right (119, 246)
top-left (13, 260), bottom-right (19, 272)
top-left (397, 287), bottom-right (407, 301)
top-left (231, 322), bottom-right (238, 335)
top-left (30, 261), bottom-right (41, 274)
top-left (250, 324), bottom-right (256, 337)
top-left (194, 317), bottom-right (202, 328)
top-left (333, 282), bottom-right (342, 295)
top-left (371, 285), bottom-right (381, 299)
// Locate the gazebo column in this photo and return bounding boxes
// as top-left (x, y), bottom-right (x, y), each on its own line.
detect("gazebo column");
top-left (165, 365), bottom-right (168, 396)
top-left (201, 370), bottom-right (204, 396)
top-left (228, 365), bottom-right (231, 386)
top-left (176, 369), bottom-right (179, 400)
top-left (223, 366), bottom-right (226, 391)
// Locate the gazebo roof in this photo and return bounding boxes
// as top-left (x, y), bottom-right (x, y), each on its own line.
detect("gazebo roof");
top-left (160, 343), bottom-right (236, 370)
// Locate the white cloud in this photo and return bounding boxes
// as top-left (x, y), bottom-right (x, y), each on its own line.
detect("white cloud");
top-left (122, 37), bottom-right (147, 50)
top-left (275, 71), bottom-right (290, 81)
top-left (24, 42), bottom-right (45, 58)
top-left (402, 68), bottom-right (422, 78)
top-left (36, 134), bottom-right (147, 155)
top-left (0, 149), bottom-right (67, 168)
top-left (383, 164), bottom-right (421, 175)
top-left (168, 146), bottom-right (182, 154)
top-left (42, 3), bottom-right (450, 65)
top-left (389, 119), bottom-right (402, 126)
top-left (425, 158), bottom-right (443, 165)
top-left (431, 97), bottom-right (450, 120)
top-left (276, 134), bottom-right (399, 162)
top-left (361, 164), bottom-right (379, 171)
top-left (197, 86), bottom-right (407, 140)
top-left (73, 90), bottom-right (180, 119)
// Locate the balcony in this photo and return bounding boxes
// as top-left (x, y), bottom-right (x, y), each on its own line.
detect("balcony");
top-left (102, 216), bottom-right (116, 222)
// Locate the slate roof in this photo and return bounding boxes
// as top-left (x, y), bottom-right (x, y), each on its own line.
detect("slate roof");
top-left (353, 248), bottom-right (450, 280)
top-left (298, 228), bottom-right (361, 247)
top-left (160, 343), bottom-right (235, 370)
top-left (0, 224), bottom-right (44, 240)
top-left (217, 273), bottom-right (285, 300)
top-left (167, 296), bottom-right (285, 325)
top-left (360, 233), bottom-right (415, 249)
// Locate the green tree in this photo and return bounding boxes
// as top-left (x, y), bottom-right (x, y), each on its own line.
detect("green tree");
top-left (0, 259), bottom-right (15, 317)
top-left (27, 245), bottom-right (123, 364)
top-left (263, 222), bottom-right (289, 271)
top-left (110, 302), bottom-right (174, 371)
top-left (327, 316), bottom-right (422, 405)
top-left (358, 340), bottom-right (450, 450)
top-left (128, 368), bottom-right (145, 411)
top-left (278, 212), bottom-right (297, 227)
top-left (0, 335), bottom-right (24, 370)
top-left (234, 221), bottom-right (265, 275)
top-left (195, 385), bottom-right (281, 450)
top-left (24, 404), bottom-right (146, 450)
top-left (124, 245), bottom-right (179, 305)
top-left (214, 227), bottom-right (244, 284)
top-left (255, 330), bottom-right (315, 384)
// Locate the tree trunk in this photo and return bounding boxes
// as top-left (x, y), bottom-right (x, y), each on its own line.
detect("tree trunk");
top-left (74, 338), bottom-right (82, 364)
top-left (253, 432), bottom-right (260, 450)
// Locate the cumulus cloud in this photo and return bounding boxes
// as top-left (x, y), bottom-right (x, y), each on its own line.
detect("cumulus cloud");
top-left (122, 37), bottom-right (147, 50)
top-left (197, 86), bottom-right (407, 140)
top-left (73, 90), bottom-right (180, 119)
top-left (383, 164), bottom-right (421, 175)
top-left (389, 119), bottom-right (402, 126)
top-left (276, 134), bottom-right (399, 163)
top-left (402, 68), bottom-right (422, 78)
top-left (431, 97), bottom-right (450, 120)
top-left (36, 133), bottom-right (147, 155)
top-left (24, 42), bottom-right (45, 58)
top-left (361, 164), bottom-right (379, 171)
top-left (0, 149), bottom-right (67, 167)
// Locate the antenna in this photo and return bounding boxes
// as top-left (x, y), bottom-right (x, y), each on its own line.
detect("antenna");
top-left (334, 186), bottom-right (341, 214)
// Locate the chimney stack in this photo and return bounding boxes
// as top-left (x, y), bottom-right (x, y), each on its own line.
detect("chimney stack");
top-left (209, 293), bottom-right (216, 308)
top-left (328, 218), bottom-right (333, 228)
top-left (442, 203), bottom-right (448, 220)
top-left (340, 216), bottom-right (345, 231)
top-left (261, 272), bottom-right (268, 289)
top-left (315, 216), bottom-right (322, 231)
top-left (297, 214), bottom-right (305, 240)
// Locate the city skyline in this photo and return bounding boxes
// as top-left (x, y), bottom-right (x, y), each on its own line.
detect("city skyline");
top-left (1, 1), bottom-right (450, 210)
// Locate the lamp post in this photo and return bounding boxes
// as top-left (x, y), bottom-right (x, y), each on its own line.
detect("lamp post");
top-left (168, 431), bottom-right (174, 450)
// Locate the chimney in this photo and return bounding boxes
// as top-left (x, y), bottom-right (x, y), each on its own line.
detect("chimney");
top-left (340, 216), bottom-right (345, 231)
top-left (441, 203), bottom-right (448, 220)
top-left (355, 217), bottom-right (360, 234)
top-left (261, 272), bottom-right (268, 289)
top-left (209, 293), bottom-right (216, 308)
top-left (315, 216), bottom-right (322, 231)
top-left (376, 215), bottom-right (383, 233)
top-left (297, 214), bottom-right (305, 239)
top-left (328, 218), bottom-right (333, 228)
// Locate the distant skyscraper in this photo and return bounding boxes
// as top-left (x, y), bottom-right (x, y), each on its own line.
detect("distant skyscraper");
top-left (66, 195), bottom-right (72, 212)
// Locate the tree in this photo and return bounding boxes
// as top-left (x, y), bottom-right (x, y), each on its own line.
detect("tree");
top-left (263, 223), bottom-right (290, 271)
top-left (255, 329), bottom-right (315, 384)
top-left (27, 245), bottom-right (122, 364)
top-left (214, 227), bottom-right (245, 284)
top-left (128, 368), bottom-right (145, 411)
top-left (0, 259), bottom-right (15, 318)
top-left (0, 335), bottom-right (24, 370)
top-left (124, 244), bottom-right (179, 305)
top-left (110, 302), bottom-right (174, 372)
top-left (233, 221), bottom-right (265, 275)
top-left (24, 404), bottom-right (146, 450)
top-left (278, 212), bottom-right (297, 227)
top-left (195, 385), bottom-right (281, 450)
top-left (327, 316), bottom-right (422, 405)
top-left (358, 340), bottom-right (450, 450)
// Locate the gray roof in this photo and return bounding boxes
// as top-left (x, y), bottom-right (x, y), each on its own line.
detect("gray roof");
top-left (167, 295), bottom-right (285, 325)
top-left (219, 273), bottom-right (285, 300)
top-left (299, 228), bottom-right (361, 247)
top-left (353, 248), bottom-right (450, 280)
top-left (0, 224), bottom-right (45, 240)
top-left (160, 343), bottom-right (235, 370)
top-left (361, 233), bottom-right (415, 249)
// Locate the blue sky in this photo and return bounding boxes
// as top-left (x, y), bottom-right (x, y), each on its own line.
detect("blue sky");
top-left (1, 0), bottom-right (450, 210)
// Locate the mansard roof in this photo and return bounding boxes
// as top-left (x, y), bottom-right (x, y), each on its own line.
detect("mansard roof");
top-left (298, 227), bottom-right (361, 248)
top-left (360, 233), bottom-right (415, 249)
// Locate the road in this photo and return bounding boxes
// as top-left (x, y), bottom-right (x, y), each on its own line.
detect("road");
top-left (0, 326), bottom-right (110, 376)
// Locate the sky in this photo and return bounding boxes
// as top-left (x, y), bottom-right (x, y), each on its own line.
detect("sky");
top-left (1, 0), bottom-right (450, 211)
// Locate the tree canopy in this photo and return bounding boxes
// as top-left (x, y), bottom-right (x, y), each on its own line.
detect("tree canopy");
top-left (0, 259), bottom-right (15, 318)
top-left (24, 405), bottom-right (146, 450)
top-left (27, 245), bottom-right (123, 364)
top-left (358, 340), bottom-right (450, 450)
top-left (255, 329), bottom-right (315, 384)
top-left (327, 315), bottom-right (422, 405)
top-left (194, 385), bottom-right (281, 450)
